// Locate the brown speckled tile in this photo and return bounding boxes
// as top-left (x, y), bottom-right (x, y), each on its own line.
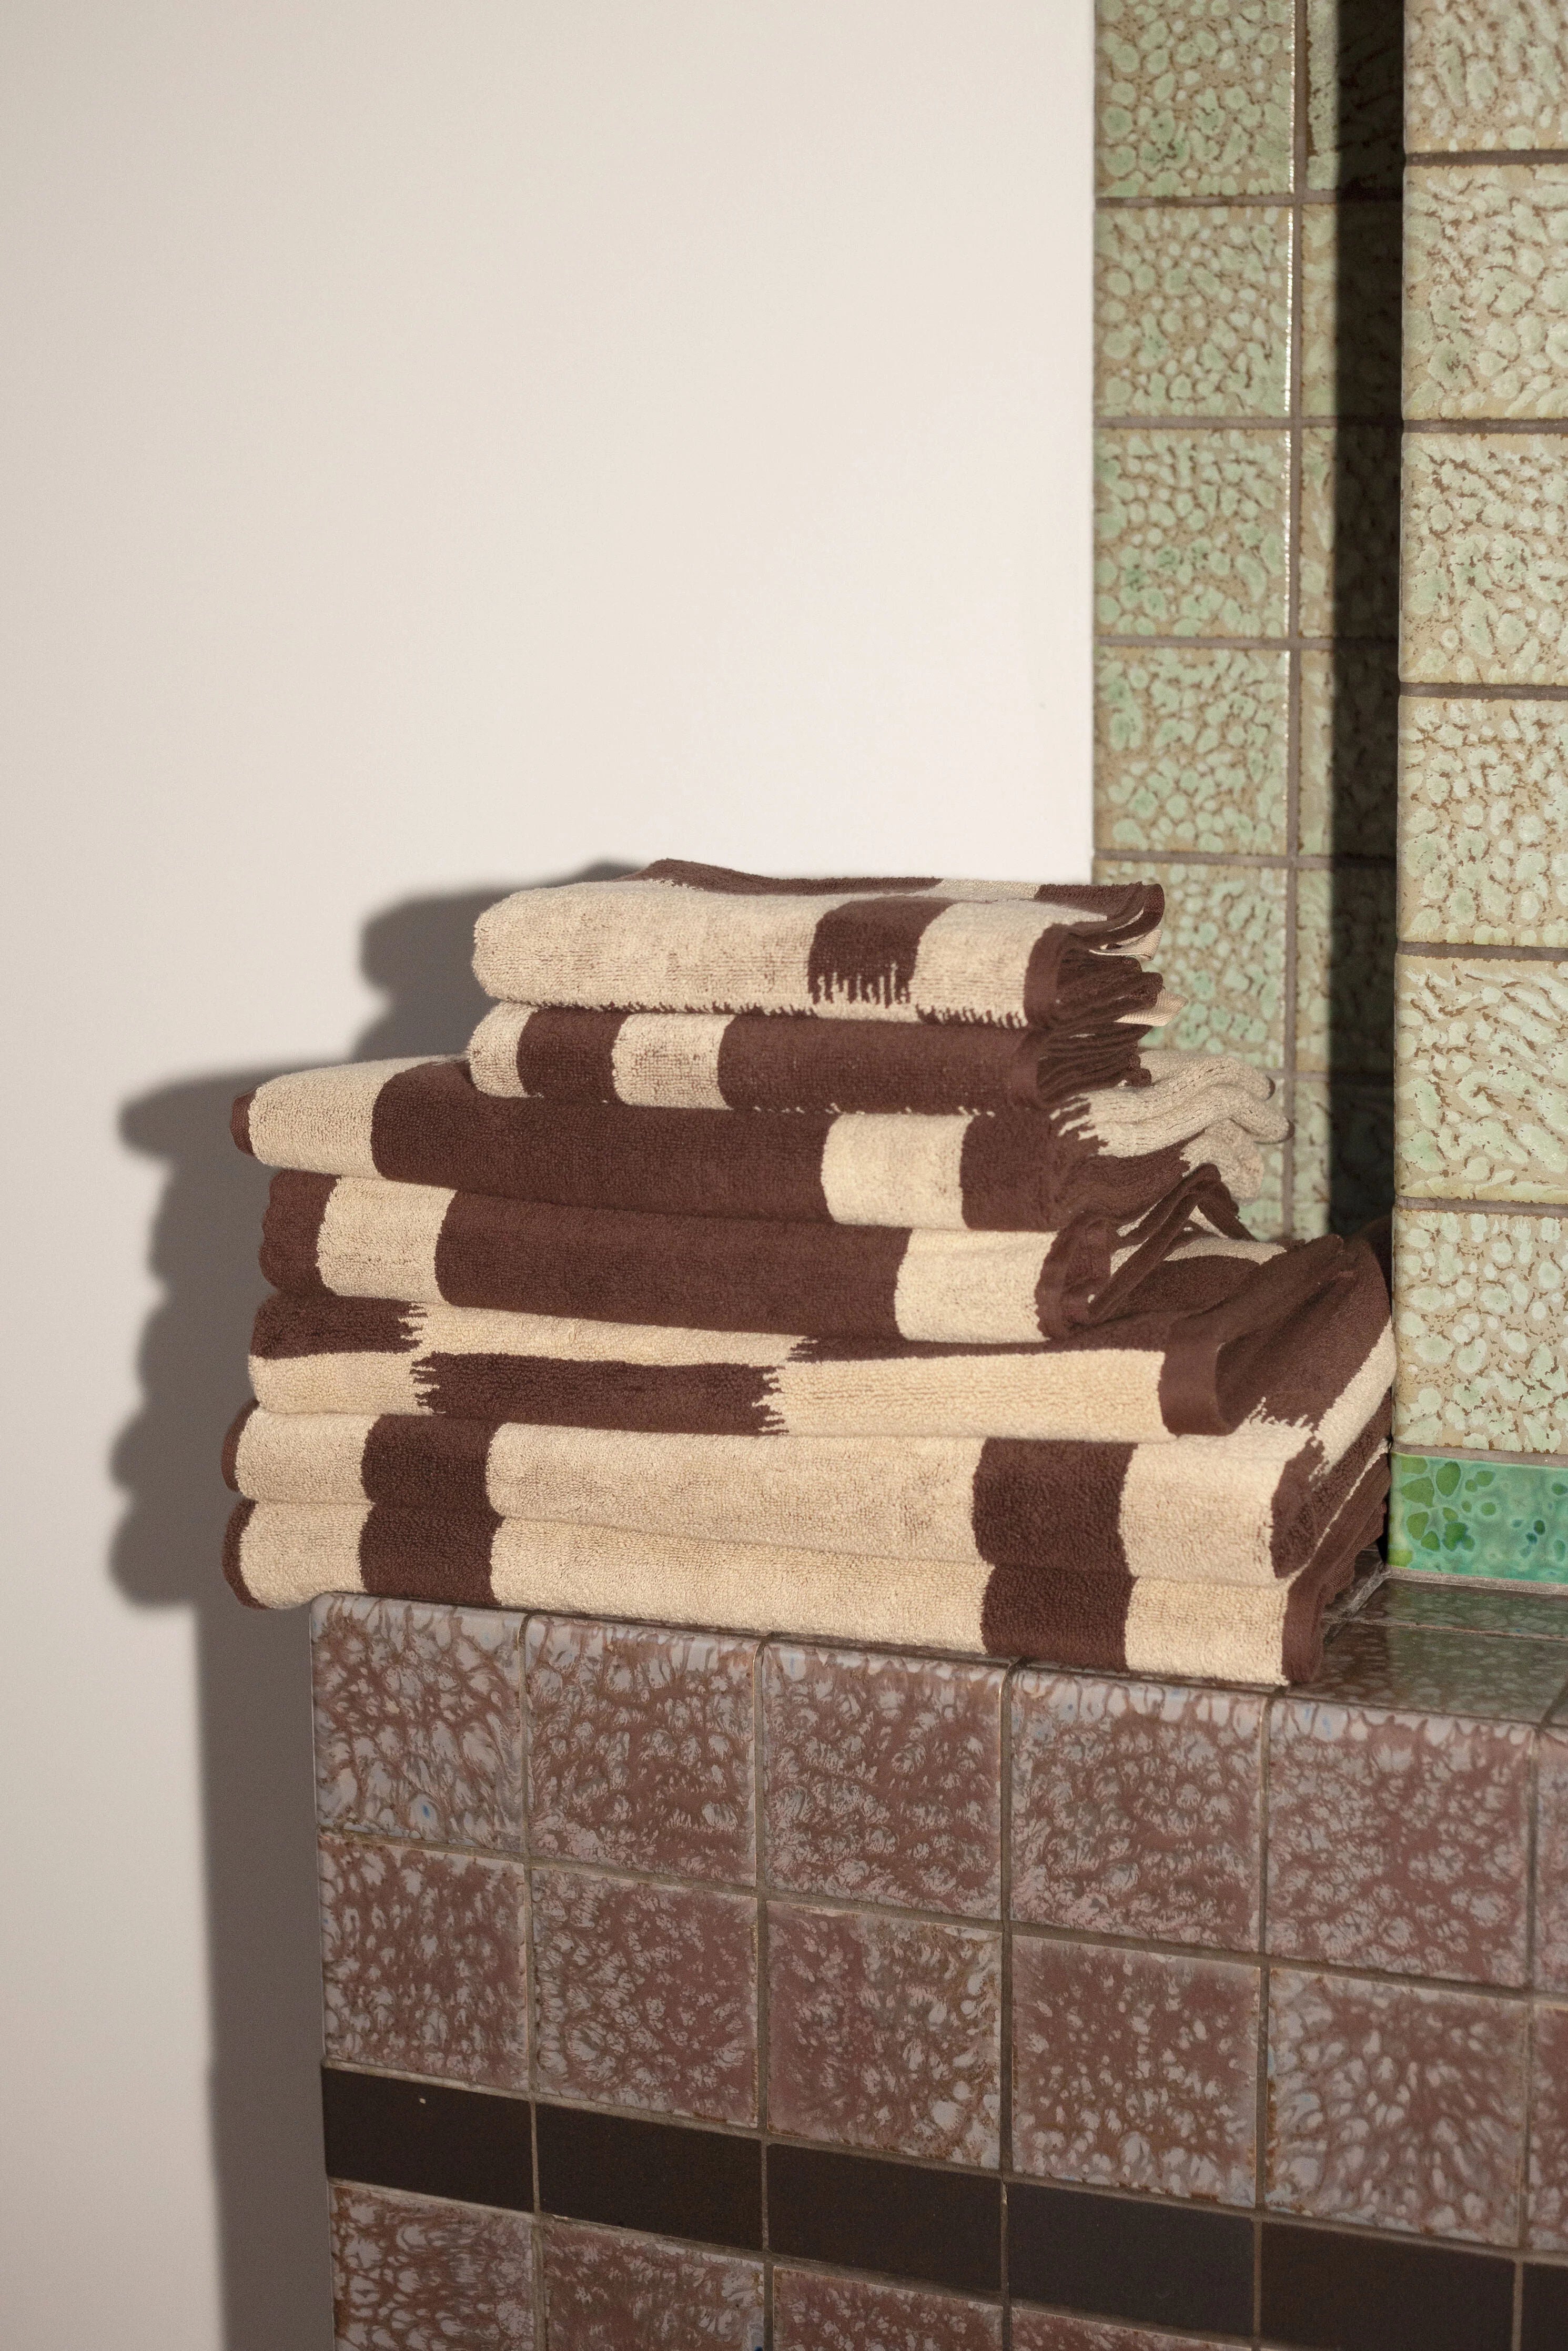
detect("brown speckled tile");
top-left (312, 1594), bottom-right (524, 1852)
top-left (531, 1869), bottom-right (756, 2126)
top-left (1267, 1691), bottom-right (1533, 1985)
top-left (1529, 2004), bottom-right (1568, 2250)
top-left (1537, 1731), bottom-right (1568, 1993)
top-left (318, 1832), bottom-right (527, 2091)
top-left (1364, 1582), bottom-right (1568, 1641)
top-left (1011, 2318), bottom-right (1233, 2351)
top-left (763, 1644), bottom-right (1003, 1918)
top-left (541, 2219), bottom-right (763, 2349)
top-left (1296, 1622), bottom-right (1568, 1720)
top-left (329, 2181), bottom-right (535, 2348)
top-left (1010, 1671), bottom-right (1262, 1951)
top-left (1011, 1937), bottom-right (1259, 2207)
top-left (767, 1902), bottom-right (1002, 2168)
top-left (1266, 1969), bottom-right (1527, 2244)
top-left (525, 1617), bottom-right (756, 1885)
top-left (773, 2266), bottom-right (1002, 2349)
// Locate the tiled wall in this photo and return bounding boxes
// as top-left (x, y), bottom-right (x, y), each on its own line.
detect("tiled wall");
top-left (1091, 0), bottom-right (1404, 1242)
top-left (1388, 0), bottom-right (1568, 1585)
top-left (312, 1590), bottom-right (1568, 2350)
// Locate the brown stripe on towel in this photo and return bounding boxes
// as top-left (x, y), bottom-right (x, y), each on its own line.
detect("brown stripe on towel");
top-left (249, 1291), bottom-right (414, 1359)
top-left (221, 1498), bottom-right (262, 1608)
top-left (972, 1439), bottom-right (1136, 1575)
top-left (806, 896), bottom-right (950, 1011)
top-left (361, 1414), bottom-right (493, 1513)
top-left (419, 1353), bottom-right (782, 1434)
top-left (514, 1006), bottom-right (625, 1101)
top-left (360, 1504), bottom-right (501, 1605)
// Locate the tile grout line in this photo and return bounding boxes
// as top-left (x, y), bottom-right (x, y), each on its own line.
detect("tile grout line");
top-left (1397, 1197), bottom-right (1568, 1219)
top-left (754, 1636), bottom-right (772, 2348)
top-left (1400, 682), bottom-right (1568, 702)
top-left (999, 1661), bottom-right (1017, 2338)
top-left (516, 1617), bottom-right (548, 2342)
top-left (1280, 12), bottom-right (1307, 1241)
top-left (1255, 1688), bottom-right (1277, 2334)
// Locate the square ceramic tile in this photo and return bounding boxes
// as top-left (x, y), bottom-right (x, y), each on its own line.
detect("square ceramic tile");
top-left (1267, 1684), bottom-right (1534, 1983)
top-left (1406, 0), bottom-right (1568, 155)
top-left (1094, 646), bottom-right (1289, 856)
top-left (761, 1644), bottom-right (1003, 1918)
top-left (1300, 424), bottom-right (1402, 640)
top-left (1012, 1935), bottom-right (1259, 2205)
top-left (1530, 2003), bottom-right (1568, 2247)
top-left (1009, 1670), bottom-right (1263, 1950)
top-left (1363, 1574), bottom-right (1568, 1635)
top-left (1305, 0), bottom-right (1405, 192)
top-left (1011, 2320), bottom-right (1233, 2351)
top-left (1241, 1139), bottom-right (1287, 1244)
top-left (1399, 697), bottom-right (1568, 948)
top-left (1287, 1078), bottom-right (1395, 1240)
top-left (1536, 1729), bottom-right (1568, 1990)
top-left (1094, 857), bottom-right (1288, 1063)
top-left (767, 1901), bottom-right (1002, 2167)
top-left (1296, 866), bottom-right (1397, 1076)
top-left (1405, 167), bottom-right (1568, 421)
top-left (1267, 1968), bottom-right (1527, 2243)
top-left (1401, 435), bottom-right (1568, 687)
top-left (1296, 1618), bottom-right (1568, 1717)
top-left (1298, 644), bottom-right (1399, 857)
top-left (318, 1832), bottom-right (528, 2091)
top-left (1095, 207), bottom-right (1291, 418)
top-left (329, 2182), bottom-right (535, 2349)
top-left (1396, 954), bottom-right (1568, 1200)
top-left (531, 1868), bottom-right (757, 2125)
top-left (524, 1616), bottom-right (756, 1884)
top-left (311, 1594), bottom-right (524, 1852)
top-left (1094, 430), bottom-right (1290, 637)
top-left (1393, 1208), bottom-right (1568, 1456)
top-left (1096, 0), bottom-right (1294, 200)
top-left (1301, 200), bottom-right (1404, 417)
top-left (1388, 1452), bottom-right (1568, 1584)
top-left (541, 2220), bottom-right (763, 2350)
top-left (773, 2267), bottom-right (1002, 2350)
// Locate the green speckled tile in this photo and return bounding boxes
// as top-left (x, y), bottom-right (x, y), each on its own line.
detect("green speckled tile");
top-left (1399, 698), bottom-right (1568, 947)
top-left (1094, 646), bottom-right (1289, 854)
top-left (1095, 430), bottom-right (1290, 637)
top-left (1393, 1207), bottom-right (1568, 1455)
top-left (1301, 202), bottom-right (1404, 419)
top-left (1096, 207), bottom-right (1291, 419)
top-left (1289, 1077), bottom-right (1395, 1239)
top-left (1097, 0), bottom-right (1295, 200)
top-left (1401, 435), bottom-right (1568, 686)
top-left (1094, 855), bottom-right (1288, 1062)
top-left (1406, 0), bottom-right (1568, 156)
top-left (1388, 1452), bottom-right (1568, 1585)
top-left (1395, 954), bottom-right (1568, 1200)
top-left (1295, 866), bottom-right (1397, 1076)
top-left (1240, 1142), bottom-right (1286, 1244)
top-left (1405, 166), bottom-right (1568, 422)
top-left (1298, 647), bottom-right (1399, 857)
top-left (1364, 1572), bottom-right (1568, 1634)
top-left (1305, 0), bottom-right (1404, 193)
top-left (1300, 425), bottom-right (1402, 640)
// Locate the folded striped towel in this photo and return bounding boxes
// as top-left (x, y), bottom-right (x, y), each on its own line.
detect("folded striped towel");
top-left (233, 1056), bottom-right (1288, 1225)
top-left (472, 862), bottom-right (1164, 1027)
top-left (247, 1233), bottom-right (1388, 1443)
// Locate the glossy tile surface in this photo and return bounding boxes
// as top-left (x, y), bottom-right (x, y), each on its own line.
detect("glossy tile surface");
top-left (1295, 865), bottom-right (1397, 1075)
top-left (767, 1902), bottom-right (1002, 2167)
top-left (1395, 955), bottom-right (1568, 1200)
top-left (1536, 1728), bottom-right (1568, 1991)
top-left (525, 1616), bottom-right (756, 1885)
top-left (1010, 1670), bottom-right (1263, 1950)
top-left (318, 1833), bottom-right (527, 2091)
top-left (772, 2267), bottom-right (1003, 2350)
top-left (1401, 435), bottom-right (1568, 686)
top-left (1094, 646), bottom-right (1289, 856)
top-left (1094, 857), bottom-right (1288, 1063)
top-left (531, 1869), bottom-right (756, 2125)
top-left (1287, 1077), bottom-right (1395, 1240)
top-left (329, 2182), bottom-right (535, 2349)
top-left (1096, 0), bottom-right (1295, 199)
top-left (1529, 2002), bottom-right (1568, 2248)
top-left (1298, 644), bottom-right (1400, 857)
top-left (762, 1645), bottom-right (1003, 1918)
top-left (1300, 424), bottom-right (1402, 639)
top-left (1011, 2319), bottom-right (1231, 2351)
top-left (1302, 199), bottom-right (1404, 417)
top-left (1363, 1574), bottom-right (1568, 1637)
top-left (1304, 0), bottom-right (1404, 192)
top-left (1267, 1969), bottom-right (1527, 2243)
top-left (540, 2220), bottom-right (763, 2350)
top-left (1011, 1937), bottom-right (1259, 2205)
top-left (1297, 1618), bottom-right (1568, 1717)
top-left (1388, 1452), bottom-right (1568, 1583)
top-left (1406, 0), bottom-right (1568, 155)
top-left (1405, 167), bottom-right (1568, 421)
top-left (1094, 430), bottom-right (1290, 637)
top-left (312, 1594), bottom-right (524, 1852)
top-left (1095, 207), bottom-right (1291, 417)
top-left (1399, 696), bottom-right (1568, 948)
top-left (1393, 1208), bottom-right (1568, 1457)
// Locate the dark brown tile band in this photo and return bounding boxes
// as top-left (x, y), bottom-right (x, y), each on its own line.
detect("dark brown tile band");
top-left (535, 2101), bottom-right (763, 2252)
top-left (767, 2142), bottom-right (1002, 2296)
top-left (321, 2067), bottom-right (533, 2213)
top-left (1523, 2262), bottom-right (1568, 2351)
top-left (1008, 2182), bottom-right (1252, 2339)
top-left (1260, 2220), bottom-right (1514, 2350)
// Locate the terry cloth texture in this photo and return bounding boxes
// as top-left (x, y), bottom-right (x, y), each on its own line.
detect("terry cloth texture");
top-left (257, 1164), bottom-right (1252, 1344)
top-left (472, 862), bottom-right (1164, 1027)
top-left (247, 1233), bottom-right (1388, 1444)
top-left (233, 1055), bottom-right (1289, 1224)
top-left (220, 1454), bottom-right (1388, 1684)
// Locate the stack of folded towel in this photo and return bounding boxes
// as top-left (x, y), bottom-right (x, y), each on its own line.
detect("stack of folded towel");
top-left (221, 860), bottom-right (1393, 1685)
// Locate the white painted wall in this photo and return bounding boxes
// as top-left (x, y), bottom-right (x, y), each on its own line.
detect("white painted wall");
top-left (0, 5), bottom-right (1092, 2344)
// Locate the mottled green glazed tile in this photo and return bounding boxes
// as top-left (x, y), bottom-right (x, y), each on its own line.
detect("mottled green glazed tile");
top-left (1097, 0), bottom-right (1295, 199)
top-left (1393, 1207), bottom-right (1568, 1455)
top-left (1296, 866), bottom-right (1397, 1076)
top-left (1395, 953), bottom-right (1568, 1200)
top-left (1301, 202), bottom-right (1404, 418)
top-left (1289, 1077), bottom-right (1395, 1239)
top-left (1094, 646), bottom-right (1289, 854)
top-left (1399, 698), bottom-right (1568, 946)
top-left (1298, 647), bottom-right (1399, 857)
top-left (1406, 0), bottom-right (1568, 156)
top-left (1405, 167), bottom-right (1568, 421)
top-left (1401, 435), bottom-right (1568, 686)
top-left (1240, 1143), bottom-right (1286, 1244)
top-left (1095, 430), bottom-right (1290, 637)
top-left (1096, 208), bottom-right (1292, 418)
top-left (1300, 425), bottom-right (1402, 639)
top-left (1305, 0), bottom-right (1405, 192)
top-left (1094, 855), bottom-right (1287, 1062)
top-left (1389, 1452), bottom-right (1568, 1584)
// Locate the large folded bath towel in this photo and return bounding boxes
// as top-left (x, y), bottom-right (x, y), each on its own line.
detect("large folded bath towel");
top-left (248, 1233), bottom-right (1389, 1443)
top-left (258, 1164), bottom-right (1250, 1344)
top-left (472, 862), bottom-right (1163, 1027)
top-left (234, 1056), bottom-right (1288, 1225)
top-left (220, 1454), bottom-right (1388, 1684)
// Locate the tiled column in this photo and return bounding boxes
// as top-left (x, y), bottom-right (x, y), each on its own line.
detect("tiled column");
top-left (1389, 4), bottom-right (1568, 1585)
top-left (1092, 0), bottom-right (1404, 1240)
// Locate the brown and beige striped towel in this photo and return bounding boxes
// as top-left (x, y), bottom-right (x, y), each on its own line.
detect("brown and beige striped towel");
top-left (233, 1055), bottom-right (1288, 1225)
top-left (472, 862), bottom-right (1164, 1027)
top-left (248, 1233), bottom-right (1388, 1443)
